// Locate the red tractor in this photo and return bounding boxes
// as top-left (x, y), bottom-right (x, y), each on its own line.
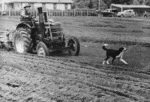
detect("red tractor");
top-left (12, 7), bottom-right (80, 56)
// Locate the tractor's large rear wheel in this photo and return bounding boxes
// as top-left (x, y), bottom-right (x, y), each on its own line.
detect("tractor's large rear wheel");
top-left (67, 36), bottom-right (80, 56)
top-left (13, 28), bottom-right (32, 54)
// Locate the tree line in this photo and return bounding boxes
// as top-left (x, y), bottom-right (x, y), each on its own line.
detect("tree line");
top-left (72, 0), bottom-right (150, 9)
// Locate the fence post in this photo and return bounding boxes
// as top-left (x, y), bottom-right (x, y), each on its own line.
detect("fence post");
top-left (73, 9), bottom-right (75, 16)
top-left (9, 9), bottom-right (10, 16)
top-left (47, 9), bottom-right (49, 17)
top-left (15, 10), bottom-right (17, 16)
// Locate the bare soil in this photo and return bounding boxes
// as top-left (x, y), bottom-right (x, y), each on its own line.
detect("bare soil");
top-left (0, 16), bottom-right (150, 102)
top-left (0, 51), bottom-right (150, 102)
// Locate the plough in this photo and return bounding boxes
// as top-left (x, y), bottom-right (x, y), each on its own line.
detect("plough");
top-left (0, 29), bottom-right (15, 51)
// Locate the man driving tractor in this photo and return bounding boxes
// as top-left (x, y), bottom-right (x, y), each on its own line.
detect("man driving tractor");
top-left (20, 4), bottom-right (32, 21)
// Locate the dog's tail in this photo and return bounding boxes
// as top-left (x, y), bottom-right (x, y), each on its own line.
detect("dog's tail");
top-left (102, 44), bottom-right (108, 51)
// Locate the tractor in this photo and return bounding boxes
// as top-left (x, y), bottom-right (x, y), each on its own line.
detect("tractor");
top-left (12, 7), bottom-right (80, 56)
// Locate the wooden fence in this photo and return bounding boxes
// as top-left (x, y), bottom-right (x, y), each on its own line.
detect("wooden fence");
top-left (1, 9), bottom-right (98, 17)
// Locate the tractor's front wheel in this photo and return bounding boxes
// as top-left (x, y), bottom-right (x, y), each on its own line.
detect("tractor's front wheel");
top-left (36, 41), bottom-right (49, 57)
top-left (13, 29), bottom-right (31, 54)
top-left (67, 36), bottom-right (80, 56)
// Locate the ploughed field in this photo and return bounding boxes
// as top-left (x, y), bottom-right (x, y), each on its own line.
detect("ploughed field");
top-left (0, 16), bottom-right (150, 102)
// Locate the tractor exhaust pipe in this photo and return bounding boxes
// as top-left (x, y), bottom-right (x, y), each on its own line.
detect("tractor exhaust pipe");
top-left (37, 7), bottom-right (45, 41)
top-left (43, 11), bottom-right (48, 22)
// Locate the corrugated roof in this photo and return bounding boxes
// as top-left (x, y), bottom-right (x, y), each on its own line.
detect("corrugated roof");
top-left (4, 0), bottom-right (73, 3)
top-left (111, 4), bottom-right (150, 8)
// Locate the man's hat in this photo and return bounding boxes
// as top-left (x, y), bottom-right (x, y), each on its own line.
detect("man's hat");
top-left (23, 4), bottom-right (31, 8)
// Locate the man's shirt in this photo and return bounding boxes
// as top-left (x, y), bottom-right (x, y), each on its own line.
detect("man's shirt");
top-left (20, 9), bottom-right (31, 21)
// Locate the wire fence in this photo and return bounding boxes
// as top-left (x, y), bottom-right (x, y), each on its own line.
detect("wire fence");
top-left (1, 9), bottom-right (98, 17)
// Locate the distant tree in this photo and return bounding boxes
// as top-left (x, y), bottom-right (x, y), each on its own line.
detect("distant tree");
top-left (133, 0), bottom-right (140, 4)
top-left (88, 0), bottom-right (94, 9)
top-left (72, 0), bottom-right (91, 9)
top-left (138, 0), bottom-right (144, 4)
top-left (72, 0), bottom-right (106, 9)
top-left (72, 0), bottom-right (150, 9)
top-left (71, 3), bottom-right (76, 9)
top-left (145, 0), bottom-right (150, 5)
top-left (132, 0), bottom-right (149, 4)
top-left (111, 0), bottom-right (132, 4)
top-left (102, 0), bottom-right (132, 8)
top-left (102, 0), bottom-right (112, 8)
top-left (122, 0), bottom-right (133, 4)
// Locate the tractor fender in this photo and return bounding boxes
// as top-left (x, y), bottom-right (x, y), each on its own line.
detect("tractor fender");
top-left (16, 22), bottom-right (32, 29)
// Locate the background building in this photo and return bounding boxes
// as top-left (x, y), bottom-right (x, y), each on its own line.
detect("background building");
top-left (110, 4), bottom-right (150, 13)
top-left (0, 0), bottom-right (73, 11)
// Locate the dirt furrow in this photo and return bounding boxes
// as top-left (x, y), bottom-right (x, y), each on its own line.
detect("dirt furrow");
top-left (2, 51), bottom-right (150, 83)
top-left (0, 51), bottom-right (149, 101)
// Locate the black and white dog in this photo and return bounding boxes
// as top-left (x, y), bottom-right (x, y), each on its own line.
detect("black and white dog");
top-left (102, 44), bottom-right (128, 65)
